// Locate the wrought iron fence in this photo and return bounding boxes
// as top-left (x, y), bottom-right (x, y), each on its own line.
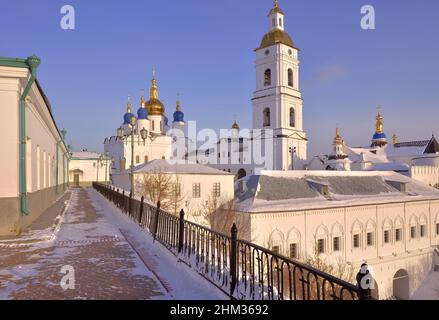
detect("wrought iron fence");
top-left (93, 182), bottom-right (373, 300)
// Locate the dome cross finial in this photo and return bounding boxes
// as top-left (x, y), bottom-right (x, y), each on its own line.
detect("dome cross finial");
top-left (176, 93), bottom-right (181, 111)
top-left (126, 96), bottom-right (131, 113)
top-left (274, 0), bottom-right (278, 8)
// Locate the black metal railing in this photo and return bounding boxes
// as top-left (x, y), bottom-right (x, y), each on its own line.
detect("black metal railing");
top-left (93, 182), bottom-right (373, 300)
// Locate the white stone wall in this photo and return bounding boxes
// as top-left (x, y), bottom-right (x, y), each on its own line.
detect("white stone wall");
top-left (411, 166), bottom-right (439, 188)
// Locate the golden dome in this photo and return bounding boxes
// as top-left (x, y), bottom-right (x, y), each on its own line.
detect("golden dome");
top-left (232, 116), bottom-right (240, 130)
top-left (144, 76), bottom-right (165, 116)
top-left (258, 29), bottom-right (294, 50)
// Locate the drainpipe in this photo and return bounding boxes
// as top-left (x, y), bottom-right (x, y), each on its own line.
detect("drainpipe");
top-left (19, 55), bottom-right (40, 215)
top-left (56, 129), bottom-right (67, 194)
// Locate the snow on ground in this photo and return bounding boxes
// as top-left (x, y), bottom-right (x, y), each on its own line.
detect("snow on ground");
top-left (88, 188), bottom-right (228, 300)
top-left (411, 271), bottom-right (439, 300)
top-left (0, 198), bottom-right (70, 247)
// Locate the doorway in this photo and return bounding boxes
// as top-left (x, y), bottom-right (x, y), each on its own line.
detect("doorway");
top-left (73, 174), bottom-right (80, 187)
top-left (393, 269), bottom-right (410, 300)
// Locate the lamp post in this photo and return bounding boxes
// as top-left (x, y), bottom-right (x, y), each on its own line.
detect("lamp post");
top-left (96, 155), bottom-right (102, 183)
top-left (117, 117), bottom-right (148, 197)
top-left (289, 146), bottom-right (297, 170)
top-left (104, 151), bottom-right (109, 184)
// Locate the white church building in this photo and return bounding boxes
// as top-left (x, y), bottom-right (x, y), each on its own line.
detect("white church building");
top-left (104, 74), bottom-right (186, 176)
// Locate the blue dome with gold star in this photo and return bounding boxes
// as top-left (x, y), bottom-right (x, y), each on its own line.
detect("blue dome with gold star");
top-left (373, 132), bottom-right (387, 140)
top-left (137, 107), bottom-right (148, 120)
top-left (173, 110), bottom-right (184, 123)
top-left (172, 98), bottom-right (185, 123)
top-left (123, 112), bottom-right (135, 124)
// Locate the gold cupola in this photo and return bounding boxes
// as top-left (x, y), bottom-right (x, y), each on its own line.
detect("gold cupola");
top-left (144, 72), bottom-right (165, 116)
top-left (393, 132), bottom-right (398, 145)
top-left (232, 115), bottom-right (240, 130)
top-left (257, 0), bottom-right (294, 50)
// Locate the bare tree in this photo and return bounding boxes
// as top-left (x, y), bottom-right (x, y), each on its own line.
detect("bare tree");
top-left (135, 170), bottom-right (186, 215)
top-left (304, 245), bottom-right (355, 284)
top-left (196, 195), bottom-right (251, 239)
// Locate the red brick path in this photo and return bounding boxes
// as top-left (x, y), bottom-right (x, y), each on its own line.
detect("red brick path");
top-left (0, 188), bottom-right (169, 300)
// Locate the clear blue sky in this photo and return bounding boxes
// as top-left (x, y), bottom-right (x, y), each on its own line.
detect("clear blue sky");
top-left (1, 0), bottom-right (438, 156)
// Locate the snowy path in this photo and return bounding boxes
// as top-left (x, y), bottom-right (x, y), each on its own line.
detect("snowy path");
top-left (0, 188), bottom-right (226, 300)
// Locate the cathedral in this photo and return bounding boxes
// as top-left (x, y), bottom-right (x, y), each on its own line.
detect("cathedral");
top-left (104, 73), bottom-right (186, 173)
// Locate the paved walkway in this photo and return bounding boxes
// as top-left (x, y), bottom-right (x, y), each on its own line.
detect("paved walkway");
top-left (0, 188), bottom-right (227, 300)
top-left (0, 188), bottom-right (170, 299)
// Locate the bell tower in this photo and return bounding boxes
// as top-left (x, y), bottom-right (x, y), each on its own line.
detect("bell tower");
top-left (252, 0), bottom-right (307, 170)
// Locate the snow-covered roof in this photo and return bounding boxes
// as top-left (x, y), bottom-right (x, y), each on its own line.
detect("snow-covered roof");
top-left (367, 162), bottom-right (410, 172)
top-left (234, 170), bottom-right (439, 213)
top-left (346, 146), bottom-right (390, 164)
top-left (71, 151), bottom-right (101, 159)
top-left (125, 159), bottom-right (233, 175)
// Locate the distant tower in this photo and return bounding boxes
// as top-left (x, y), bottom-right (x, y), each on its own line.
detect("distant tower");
top-left (172, 96), bottom-right (185, 132)
top-left (252, 0), bottom-right (307, 170)
top-left (144, 70), bottom-right (166, 135)
top-left (392, 132), bottom-right (398, 146)
top-left (329, 127), bottom-right (348, 160)
top-left (371, 112), bottom-right (388, 147)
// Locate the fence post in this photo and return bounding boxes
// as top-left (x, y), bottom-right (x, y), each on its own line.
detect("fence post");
top-left (129, 191), bottom-right (132, 217)
top-left (139, 196), bottom-right (144, 225)
top-left (356, 263), bottom-right (373, 300)
top-left (230, 223), bottom-right (238, 298)
top-left (178, 209), bottom-right (185, 254)
top-left (153, 201), bottom-right (161, 241)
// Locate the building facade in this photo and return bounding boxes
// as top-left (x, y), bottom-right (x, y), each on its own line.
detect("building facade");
top-left (0, 56), bottom-right (69, 235)
top-left (234, 170), bottom-right (439, 299)
top-left (69, 151), bottom-right (111, 187)
top-left (111, 159), bottom-right (234, 217)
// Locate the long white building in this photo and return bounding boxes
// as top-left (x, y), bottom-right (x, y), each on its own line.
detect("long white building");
top-left (0, 56), bottom-right (69, 235)
top-left (234, 170), bottom-right (439, 299)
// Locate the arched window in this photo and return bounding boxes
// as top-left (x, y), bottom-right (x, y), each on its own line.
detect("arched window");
top-left (272, 18), bottom-right (275, 27)
top-left (263, 108), bottom-right (271, 127)
top-left (288, 68), bottom-right (293, 87)
top-left (264, 69), bottom-right (271, 87)
top-left (279, 18), bottom-right (282, 27)
top-left (289, 108), bottom-right (295, 127)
